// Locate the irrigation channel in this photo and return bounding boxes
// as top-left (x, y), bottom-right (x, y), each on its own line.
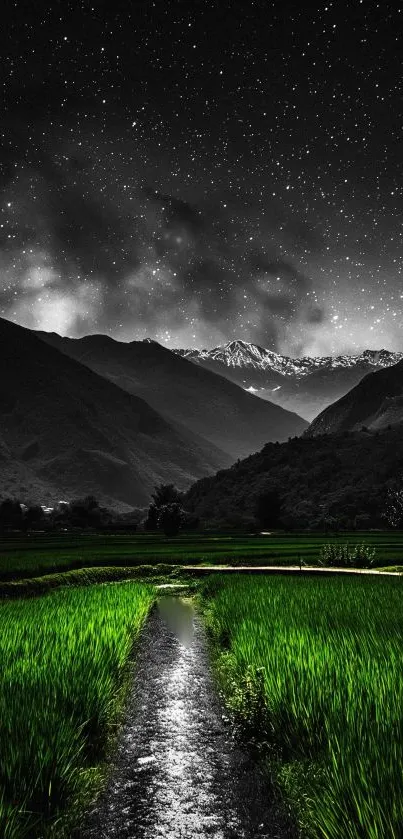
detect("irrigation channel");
top-left (81, 591), bottom-right (296, 839)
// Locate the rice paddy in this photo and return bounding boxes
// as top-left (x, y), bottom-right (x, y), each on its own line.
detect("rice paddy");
top-left (0, 531), bottom-right (402, 580)
top-left (201, 574), bottom-right (403, 839)
top-left (0, 582), bottom-right (153, 837)
top-left (1, 535), bottom-right (403, 838)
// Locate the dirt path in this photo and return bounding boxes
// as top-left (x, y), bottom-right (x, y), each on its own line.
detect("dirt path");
top-left (181, 565), bottom-right (401, 576)
top-left (81, 598), bottom-right (296, 839)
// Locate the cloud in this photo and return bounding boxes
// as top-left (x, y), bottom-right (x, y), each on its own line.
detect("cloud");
top-left (12, 281), bottom-right (103, 336)
top-left (144, 188), bottom-right (205, 235)
top-left (0, 147), bottom-right (327, 351)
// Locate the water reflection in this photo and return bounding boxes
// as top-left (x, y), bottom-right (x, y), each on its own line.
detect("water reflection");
top-left (157, 596), bottom-right (194, 647)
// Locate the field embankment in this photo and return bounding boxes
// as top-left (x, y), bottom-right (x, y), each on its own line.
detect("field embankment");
top-left (0, 583), bottom-right (153, 837)
top-left (0, 564), bottom-right (182, 598)
top-left (201, 574), bottom-right (403, 839)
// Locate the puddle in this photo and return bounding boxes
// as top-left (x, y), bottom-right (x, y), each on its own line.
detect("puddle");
top-left (157, 595), bottom-right (194, 647)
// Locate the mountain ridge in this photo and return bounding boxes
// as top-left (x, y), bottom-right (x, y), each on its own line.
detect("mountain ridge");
top-left (0, 317), bottom-right (232, 508)
top-left (185, 425), bottom-right (403, 530)
top-left (306, 359), bottom-right (403, 437)
top-left (37, 330), bottom-right (308, 461)
top-left (176, 340), bottom-right (403, 377)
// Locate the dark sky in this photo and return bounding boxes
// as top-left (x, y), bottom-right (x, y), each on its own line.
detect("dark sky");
top-left (1, 0), bottom-right (402, 356)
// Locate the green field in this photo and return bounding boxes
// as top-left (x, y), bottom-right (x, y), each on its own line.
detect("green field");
top-left (1, 534), bottom-right (403, 837)
top-left (0, 531), bottom-right (402, 580)
top-left (201, 574), bottom-right (403, 838)
top-left (0, 582), bottom-right (153, 838)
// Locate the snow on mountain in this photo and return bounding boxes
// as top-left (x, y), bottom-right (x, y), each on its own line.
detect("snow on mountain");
top-left (176, 341), bottom-right (403, 379)
top-left (175, 342), bottom-right (403, 421)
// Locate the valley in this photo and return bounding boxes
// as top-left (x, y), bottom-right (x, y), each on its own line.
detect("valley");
top-left (2, 322), bottom-right (403, 838)
top-left (2, 0), bottom-right (401, 834)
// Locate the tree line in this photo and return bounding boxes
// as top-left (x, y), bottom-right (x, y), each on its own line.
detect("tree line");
top-left (0, 485), bottom-right (199, 536)
top-left (1, 474), bottom-right (402, 535)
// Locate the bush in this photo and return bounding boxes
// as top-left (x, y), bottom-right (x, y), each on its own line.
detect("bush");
top-left (319, 542), bottom-right (376, 569)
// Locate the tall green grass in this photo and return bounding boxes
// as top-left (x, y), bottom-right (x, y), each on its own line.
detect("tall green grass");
top-left (0, 582), bottom-right (153, 837)
top-left (202, 575), bottom-right (403, 839)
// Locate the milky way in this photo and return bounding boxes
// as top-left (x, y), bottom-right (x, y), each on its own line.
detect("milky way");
top-left (1, 1), bottom-right (402, 355)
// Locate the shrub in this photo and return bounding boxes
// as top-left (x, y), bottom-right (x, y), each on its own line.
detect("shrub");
top-left (319, 542), bottom-right (376, 568)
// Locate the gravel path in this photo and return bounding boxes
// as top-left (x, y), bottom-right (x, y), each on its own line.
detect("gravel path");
top-left (81, 597), bottom-right (296, 839)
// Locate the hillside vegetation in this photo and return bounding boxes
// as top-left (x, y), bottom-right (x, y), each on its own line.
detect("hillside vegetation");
top-left (186, 427), bottom-right (403, 529)
top-left (307, 359), bottom-right (403, 436)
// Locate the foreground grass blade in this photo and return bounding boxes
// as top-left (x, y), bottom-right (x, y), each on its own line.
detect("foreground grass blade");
top-left (202, 575), bottom-right (403, 839)
top-left (0, 582), bottom-right (153, 837)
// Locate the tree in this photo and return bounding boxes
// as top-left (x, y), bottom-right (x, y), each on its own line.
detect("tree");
top-left (23, 505), bottom-right (45, 531)
top-left (158, 503), bottom-right (185, 536)
top-left (0, 498), bottom-right (23, 532)
top-left (254, 488), bottom-right (282, 530)
top-left (383, 488), bottom-right (403, 528)
top-left (68, 495), bottom-right (109, 529)
top-left (144, 503), bottom-right (159, 531)
top-left (144, 484), bottom-right (183, 532)
top-left (152, 483), bottom-right (182, 508)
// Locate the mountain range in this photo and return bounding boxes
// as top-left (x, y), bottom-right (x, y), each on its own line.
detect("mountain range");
top-left (176, 340), bottom-right (403, 421)
top-left (3, 314), bottom-right (403, 515)
top-left (0, 318), bottom-right (306, 508)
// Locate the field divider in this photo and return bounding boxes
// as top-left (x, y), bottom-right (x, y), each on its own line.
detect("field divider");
top-left (182, 565), bottom-right (402, 576)
top-left (0, 564), bottom-right (187, 599)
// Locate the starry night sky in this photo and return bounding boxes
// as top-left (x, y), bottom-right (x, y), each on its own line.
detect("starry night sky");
top-left (1, 0), bottom-right (402, 356)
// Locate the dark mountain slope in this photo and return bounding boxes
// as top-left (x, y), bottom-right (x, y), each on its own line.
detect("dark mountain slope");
top-left (38, 332), bottom-right (308, 460)
top-left (0, 318), bottom-right (231, 507)
top-left (306, 360), bottom-right (403, 437)
top-left (185, 427), bottom-right (403, 529)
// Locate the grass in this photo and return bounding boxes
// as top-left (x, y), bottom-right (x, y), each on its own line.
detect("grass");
top-left (0, 582), bottom-right (154, 838)
top-left (201, 574), bottom-right (403, 839)
top-left (0, 531), bottom-right (403, 581)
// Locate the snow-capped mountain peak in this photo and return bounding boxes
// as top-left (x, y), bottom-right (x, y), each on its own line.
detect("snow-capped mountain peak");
top-left (177, 341), bottom-right (290, 373)
top-left (176, 342), bottom-right (403, 378)
top-left (174, 341), bottom-right (403, 422)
